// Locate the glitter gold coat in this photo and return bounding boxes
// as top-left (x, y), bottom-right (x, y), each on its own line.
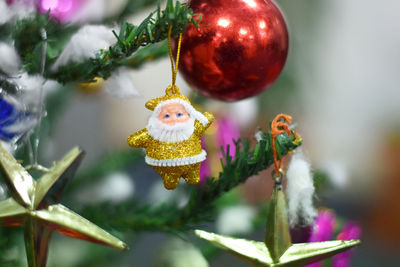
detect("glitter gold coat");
top-left (127, 112), bottom-right (214, 190)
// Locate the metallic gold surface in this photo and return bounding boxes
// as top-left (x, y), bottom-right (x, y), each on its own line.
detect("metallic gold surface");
top-left (145, 92), bottom-right (190, 111)
top-left (265, 186), bottom-right (291, 262)
top-left (195, 173), bottom-right (361, 266)
top-left (195, 230), bottom-right (360, 266)
top-left (0, 145), bottom-right (128, 267)
top-left (128, 113), bottom-right (213, 162)
top-left (151, 163), bottom-right (201, 190)
top-left (78, 77), bottom-right (104, 94)
top-left (127, 96), bottom-right (214, 190)
top-left (131, 123), bottom-right (204, 160)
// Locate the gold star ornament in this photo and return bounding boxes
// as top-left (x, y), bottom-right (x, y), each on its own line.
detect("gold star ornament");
top-left (195, 114), bottom-right (361, 266)
top-left (0, 145), bottom-right (127, 267)
top-left (195, 185), bottom-right (360, 266)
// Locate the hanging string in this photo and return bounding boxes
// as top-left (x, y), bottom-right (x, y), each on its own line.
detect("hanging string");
top-left (26, 28), bottom-right (48, 172)
top-left (33, 28), bottom-right (47, 166)
top-left (166, 25), bottom-right (182, 95)
top-left (270, 114), bottom-right (293, 176)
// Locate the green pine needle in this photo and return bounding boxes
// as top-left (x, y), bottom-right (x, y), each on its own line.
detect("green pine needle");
top-left (81, 126), bottom-right (301, 233)
top-left (49, 0), bottom-right (198, 84)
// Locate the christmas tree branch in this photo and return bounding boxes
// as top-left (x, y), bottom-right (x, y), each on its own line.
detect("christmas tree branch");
top-left (81, 127), bottom-right (301, 232)
top-left (49, 0), bottom-right (197, 83)
top-left (126, 41), bottom-right (169, 69)
top-left (7, 0), bottom-right (195, 83)
top-left (12, 14), bottom-right (78, 74)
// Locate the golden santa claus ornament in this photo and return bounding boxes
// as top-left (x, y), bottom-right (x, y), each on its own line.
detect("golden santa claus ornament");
top-left (128, 26), bottom-right (214, 190)
top-left (127, 86), bottom-right (214, 189)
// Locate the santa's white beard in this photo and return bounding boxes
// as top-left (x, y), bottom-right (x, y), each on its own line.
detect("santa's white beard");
top-left (147, 116), bottom-right (195, 143)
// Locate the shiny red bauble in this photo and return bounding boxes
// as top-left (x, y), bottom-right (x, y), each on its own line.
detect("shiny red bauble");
top-left (178, 0), bottom-right (289, 101)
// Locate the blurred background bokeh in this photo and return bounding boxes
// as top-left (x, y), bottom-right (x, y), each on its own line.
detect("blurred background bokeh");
top-left (1, 0), bottom-right (400, 266)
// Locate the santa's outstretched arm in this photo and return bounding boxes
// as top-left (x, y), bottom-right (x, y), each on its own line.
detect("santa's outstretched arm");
top-left (127, 128), bottom-right (149, 148)
top-left (194, 112), bottom-right (214, 136)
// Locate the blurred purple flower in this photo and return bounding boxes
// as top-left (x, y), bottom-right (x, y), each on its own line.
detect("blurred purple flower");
top-left (332, 222), bottom-right (362, 267)
top-left (7, 0), bottom-right (87, 22)
top-left (305, 210), bottom-right (361, 267)
top-left (199, 115), bottom-right (240, 184)
top-left (6, 0), bottom-right (35, 7)
top-left (217, 115), bottom-right (240, 159)
top-left (309, 210), bottom-right (336, 242)
top-left (290, 224), bottom-right (312, 244)
top-left (306, 210), bottom-right (336, 267)
top-left (199, 137), bottom-right (212, 184)
top-left (37, 0), bottom-right (87, 22)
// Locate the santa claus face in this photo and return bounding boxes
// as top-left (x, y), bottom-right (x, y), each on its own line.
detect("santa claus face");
top-left (147, 102), bottom-right (195, 143)
top-left (157, 103), bottom-right (190, 125)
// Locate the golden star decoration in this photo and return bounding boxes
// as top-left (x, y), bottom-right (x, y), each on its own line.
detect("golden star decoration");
top-left (195, 185), bottom-right (361, 267)
top-left (0, 145), bottom-right (127, 267)
top-left (195, 115), bottom-right (361, 266)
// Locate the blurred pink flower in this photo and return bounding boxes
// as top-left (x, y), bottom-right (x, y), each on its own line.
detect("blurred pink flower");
top-left (306, 210), bottom-right (361, 267)
top-left (199, 137), bottom-right (212, 184)
top-left (7, 0), bottom-right (87, 22)
top-left (332, 222), bottom-right (362, 267)
top-left (37, 0), bottom-right (87, 22)
top-left (307, 210), bottom-right (336, 267)
top-left (200, 115), bottom-right (240, 184)
top-left (217, 115), bottom-right (240, 159)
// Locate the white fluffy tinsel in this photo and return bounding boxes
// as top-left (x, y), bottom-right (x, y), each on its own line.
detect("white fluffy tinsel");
top-left (0, 43), bottom-right (59, 99)
top-left (103, 68), bottom-right (139, 98)
top-left (0, 0), bottom-right (35, 25)
top-left (51, 25), bottom-right (116, 71)
top-left (10, 73), bottom-right (59, 105)
top-left (286, 150), bottom-right (317, 227)
top-left (0, 42), bottom-right (21, 75)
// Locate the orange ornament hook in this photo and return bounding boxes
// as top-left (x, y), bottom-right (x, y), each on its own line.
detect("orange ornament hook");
top-left (271, 114), bottom-right (293, 175)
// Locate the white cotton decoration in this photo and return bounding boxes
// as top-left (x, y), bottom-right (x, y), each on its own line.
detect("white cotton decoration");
top-left (286, 149), bottom-right (317, 227)
top-left (51, 25), bottom-right (116, 71)
top-left (10, 73), bottom-right (59, 107)
top-left (216, 205), bottom-right (256, 235)
top-left (103, 68), bottom-right (140, 98)
top-left (12, 73), bottom-right (44, 91)
top-left (0, 1), bottom-right (13, 24)
top-left (10, 73), bottom-right (45, 106)
top-left (0, 0), bottom-right (35, 25)
top-left (0, 42), bottom-right (21, 75)
top-left (3, 117), bottom-right (37, 135)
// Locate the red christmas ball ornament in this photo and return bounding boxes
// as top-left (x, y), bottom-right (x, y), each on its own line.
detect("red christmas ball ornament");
top-left (178, 0), bottom-right (289, 101)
